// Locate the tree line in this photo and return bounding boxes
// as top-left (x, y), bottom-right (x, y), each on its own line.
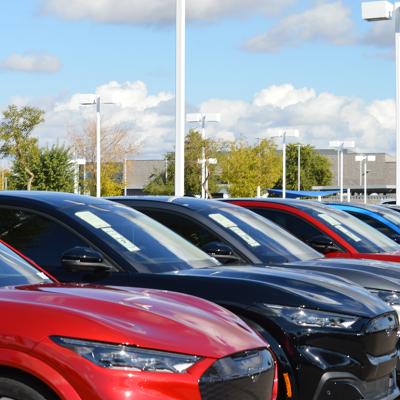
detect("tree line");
top-left (145, 130), bottom-right (332, 197)
top-left (0, 105), bottom-right (332, 197)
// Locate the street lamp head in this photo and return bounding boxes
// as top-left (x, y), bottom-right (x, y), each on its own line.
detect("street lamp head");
top-left (329, 140), bottom-right (355, 149)
top-left (361, 1), bottom-right (394, 21)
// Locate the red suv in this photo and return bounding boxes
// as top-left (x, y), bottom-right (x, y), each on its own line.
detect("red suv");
top-left (0, 241), bottom-right (276, 400)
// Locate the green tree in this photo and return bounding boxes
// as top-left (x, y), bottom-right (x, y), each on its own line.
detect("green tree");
top-left (0, 105), bottom-right (45, 190)
top-left (145, 130), bottom-right (220, 196)
top-left (220, 139), bottom-right (281, 197)
top-left (280, 144), bottom-right (332, 190)
top-left (9, 145), bottom-right (75, 192)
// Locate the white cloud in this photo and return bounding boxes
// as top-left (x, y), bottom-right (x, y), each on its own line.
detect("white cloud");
top-left (0, 53), bottom-right (61, 73)
top-left (16, 81), bottom-right (396, 159)
top-left (40, 0), bottom-right (295, 24)
top-left (243, 1), bottom-right (355, 53)
top-left (253, 84), bottom-right (316, 109)
top-left (361, 20), bottom-right (394, 48)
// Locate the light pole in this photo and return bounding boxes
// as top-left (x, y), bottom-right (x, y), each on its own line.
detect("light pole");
top-left (355, 155), bottom-right (376, 203)
top-left (80, 96), bottom-right (114, 198)
top-left (362, 1), bottom-right (399, 204)
top-left (187, 113), bottom-right (221, 198)
top-left (296, 144), bottom-right (303, 191)
top-left (272, 130), bottom-right (300, 199)
top-left (329, 141), bottom-right (355, 202)
top-left (175, 0), bottom-right (186, 197)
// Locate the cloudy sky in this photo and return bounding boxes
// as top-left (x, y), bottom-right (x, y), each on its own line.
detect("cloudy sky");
top-left (0, 0), bottom-right (396, 158)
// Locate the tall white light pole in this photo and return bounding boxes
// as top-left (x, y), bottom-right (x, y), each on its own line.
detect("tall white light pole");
top-left (187, 113), bottom-right (221, 198)
top-left (296, 144), bottom-right (302, 191)
top-left (355, 154), bottom-right (376, 203)
top-left (362, 1), bottom-right (399, 204)
top-left (273, 130), bottom-right (300, 199)
top-left (175, 0), bottom-right (186, 197)
top-left (81, 96), bottom-right (114, 197)
top-left (329, 141), bottom-right (355, 202)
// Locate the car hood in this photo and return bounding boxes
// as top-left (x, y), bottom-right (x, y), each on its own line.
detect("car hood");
top-left (5, 284), bottom-right (266, 359)
top-left (171, 266), bottom-right (391, 318)
top-left (284, 258), bottom-right (400, 292)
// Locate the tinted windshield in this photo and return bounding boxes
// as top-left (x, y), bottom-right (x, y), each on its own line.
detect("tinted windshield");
top-left (309, 206), bottom-right (400, 253)
top-left (67, 203), bottom-right (219, 272)
top-left (200, 205), bottom-right (322, 263)
top-left (0, 242), bottom-right (50, 287)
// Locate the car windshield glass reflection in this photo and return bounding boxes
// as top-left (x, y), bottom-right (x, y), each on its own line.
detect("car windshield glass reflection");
top-left (203, 206), bottom-right (322, 263)
top-left (308, 206), bottom-right (400, 253)
top-left (67, 203), bottom-right (219, 272)
top-left (0, 243), bottom-right (50, 287)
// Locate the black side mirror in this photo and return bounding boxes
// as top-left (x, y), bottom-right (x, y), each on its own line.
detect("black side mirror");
top-left (61, 246), bottom-right (112, 272)
top-left (307, 235), bottom-right (342, 255)
top-left (201, 241), bottom-right (242, 265)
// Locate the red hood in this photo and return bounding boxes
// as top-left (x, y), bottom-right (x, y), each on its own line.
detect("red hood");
top-left (3, 284), bottom-right (265, 359)
top-left (327, 251), bottom-right (400, 263)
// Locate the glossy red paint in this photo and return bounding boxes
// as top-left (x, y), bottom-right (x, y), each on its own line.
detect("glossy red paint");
top-left (229, 200), bottom-right (400, 263)
top-left (0, 283), bottom-right (272, 400)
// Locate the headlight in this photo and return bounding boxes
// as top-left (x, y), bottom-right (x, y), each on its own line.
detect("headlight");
top-left (51, 337), bottom-right (201, 373)
top-left (262, 305), bottom-right (359, 329)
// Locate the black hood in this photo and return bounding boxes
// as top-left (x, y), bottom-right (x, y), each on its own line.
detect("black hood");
top-left (284, 258), bottom-right (400, 292)
top-left (170, 266), bottom-right (391, 318)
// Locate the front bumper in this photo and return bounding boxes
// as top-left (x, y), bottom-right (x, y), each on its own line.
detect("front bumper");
top-left (312, 370), bottom-right (399, 400)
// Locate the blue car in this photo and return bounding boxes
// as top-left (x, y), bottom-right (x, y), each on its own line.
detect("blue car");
top-left (327, 203), bottom-right (400, 243)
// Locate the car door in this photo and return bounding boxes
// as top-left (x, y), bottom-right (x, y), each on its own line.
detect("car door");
top-left (0, 207), bottom-right (130, 283)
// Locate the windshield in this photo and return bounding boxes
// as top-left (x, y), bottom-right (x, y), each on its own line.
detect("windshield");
top-left (201, 205), bottom-right (322, 263)
top-left (309, 206), bottom-right (400, 253)
top-left (0, 242), bottom-right (51, 287)
top-left (67, 203), bottom-right (219, 272)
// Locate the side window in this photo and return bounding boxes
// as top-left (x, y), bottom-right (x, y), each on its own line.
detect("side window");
top-left (0, 208), bottom-right (90, 273)
top-left (250, 207), bottom-right (343, 250)
top-left (347, 211), bottom-right (395, 237)
top-left (139, 209), bottom-right (222, 249)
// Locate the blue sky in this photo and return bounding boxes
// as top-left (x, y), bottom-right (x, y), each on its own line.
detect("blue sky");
top-left (0, 0), bottom-right (397, 157)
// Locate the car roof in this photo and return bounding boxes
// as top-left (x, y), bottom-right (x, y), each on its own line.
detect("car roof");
top-left (0, 191), bottom-right (113, 209)
top-left (327, 202), bottom-right (395, 214)
top-left (226, 198), bottom-right (336, 214)
top-left (109, 196), bottom-right (239, 212)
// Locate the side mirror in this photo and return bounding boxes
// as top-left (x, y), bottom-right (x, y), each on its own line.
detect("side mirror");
top-left (201, 241), bottom-right (242, 265)
top-left (61, 246), bottom-right (112, 272)
top-left (307, 236), bottom-right (342, 255)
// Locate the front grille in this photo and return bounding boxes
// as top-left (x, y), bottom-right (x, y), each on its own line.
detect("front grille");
top-left (199, 349), bottom-right (274, 400)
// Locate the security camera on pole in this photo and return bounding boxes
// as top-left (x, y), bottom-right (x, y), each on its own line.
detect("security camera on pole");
top-left (355, 154), bottom-right (376, 204)
top-left (362, 1), bottom-right (400, 204)
top-left (187, 113), bottom-right (221, 198)
top-left (329, 141), bottom-right (355, 202)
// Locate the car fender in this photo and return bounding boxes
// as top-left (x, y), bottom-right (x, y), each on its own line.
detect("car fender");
top-left (0, 348), bottom-right (81, 400)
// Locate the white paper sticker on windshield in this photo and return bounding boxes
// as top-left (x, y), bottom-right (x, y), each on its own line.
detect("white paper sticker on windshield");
top-left (75, 211), bottom-right (110, 229)
top-left (209, 213), bottom-right (237, 228)
top-left (101, 227), bottom-right (140, 252)
top-left (318, 213), bottom-right (340, 226)
top-left (335, 225), bottom-right (362, 242)
top-left (230, 226), bottom-right (261, 247)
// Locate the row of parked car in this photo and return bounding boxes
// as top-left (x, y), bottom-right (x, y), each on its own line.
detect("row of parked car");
top-left (1, 191), bottom-right (400, 400)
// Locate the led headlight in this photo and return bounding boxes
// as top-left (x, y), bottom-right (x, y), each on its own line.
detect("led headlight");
top-left (263, 305), bottom-right (359, 329)
top-left (51, 337), bottom-right (201, 373)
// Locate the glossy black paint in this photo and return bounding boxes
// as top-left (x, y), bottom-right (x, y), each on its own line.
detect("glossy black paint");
top-left (0, 192), bottom-right (397, 400)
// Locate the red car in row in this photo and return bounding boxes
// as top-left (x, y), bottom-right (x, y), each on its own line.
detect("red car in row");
top-left (226, 198), bottom-right (400, 263)
top-left (0, 240), bottom-right (276, 400)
